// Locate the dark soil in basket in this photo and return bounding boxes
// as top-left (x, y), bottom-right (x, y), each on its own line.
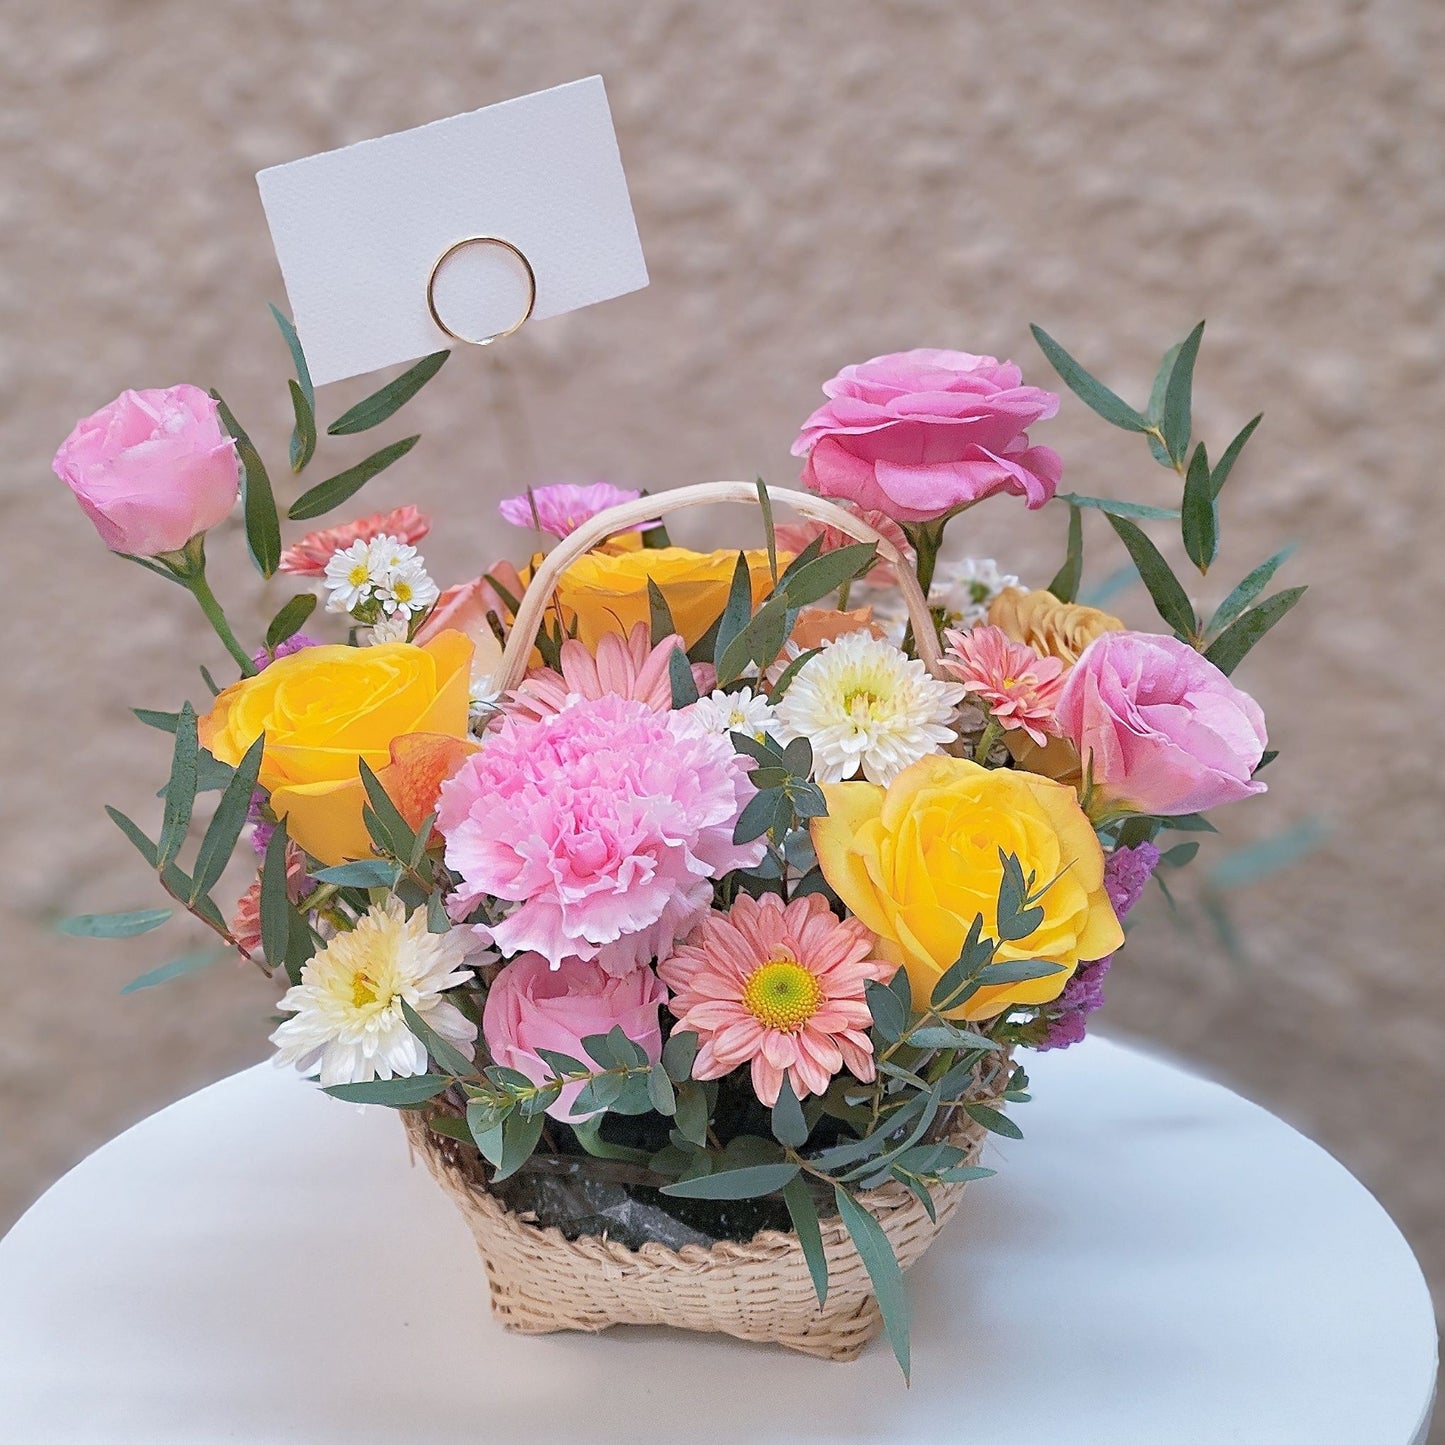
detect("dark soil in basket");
top-left (486, 1074), bottom-right (851, 1253)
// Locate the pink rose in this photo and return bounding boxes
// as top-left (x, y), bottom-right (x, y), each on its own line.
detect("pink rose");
top-left (791, 349), bottom-right (1062, 524)
top-left (1056, 632), bottom-right (1268, 816)
top-left (482, 952), bottom-right (667, 1122)
top-left (53, 385), bottom-right (239, 557)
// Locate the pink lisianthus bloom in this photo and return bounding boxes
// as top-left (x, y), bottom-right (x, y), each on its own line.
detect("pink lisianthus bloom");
top-left (498, 483), bottom-right (644, 539)
top-left (941, 624), bottom-right (1066, 747)
top-left (278, 505), bottom-right (430, 577)
top-left (53, 385), bottom-right (240, 557)
top-left (659, 892), bottom-right (894, 1107)
top-left (773, 504), bottom-right (914, 586)
top-left (437, 695), bottom-right (765, 973)
top-left (791, 350), bottom-right (1062, 523)
top-left (1055, 632), bottom-right (1268, 816)
top-left (506, 622), bottom-right (685, 722)
top-left (482, 953), bottom-right (667, 1121)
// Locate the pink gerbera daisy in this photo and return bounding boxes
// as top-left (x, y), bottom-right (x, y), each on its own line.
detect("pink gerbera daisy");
top-left (278, 505), bottom-right (430, 577)
top-left (506, 622), bottom-right (686, 721)
top-left (498, 483), bottom-right (644, 539)
top-left (658, 892), bottom-right (895, 1106)
top-left (941, 624), bottom-right (1065, 747)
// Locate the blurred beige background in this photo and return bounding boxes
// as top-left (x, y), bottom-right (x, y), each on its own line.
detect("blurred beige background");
top-left (2, 0), bottom-right (1441, 1358)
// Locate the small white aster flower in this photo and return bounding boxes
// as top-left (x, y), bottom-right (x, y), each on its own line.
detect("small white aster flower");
top-left (468, 675), bottom-right (503, 732)
top-left (270, 898), bottom-right (476, 1088)
top-left (378, 555), bottom-right (440, 616)
top-left (774, 631), bottom-right (967, 785)
top-left (929, 557), bottom-right (1022, 630)
top-left (364, 612), bottom-right (411, 645)
top-left (323, 538), bottom-right (381, 613)
top-left (686, 687), bottom-right (781, 743)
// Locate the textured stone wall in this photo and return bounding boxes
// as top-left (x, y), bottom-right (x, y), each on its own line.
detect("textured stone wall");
top-left (3, 0), bottom-right (1441, 1348)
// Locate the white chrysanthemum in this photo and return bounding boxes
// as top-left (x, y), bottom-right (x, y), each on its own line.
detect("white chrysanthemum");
top-left (930, 557), bottom-right (1022, 630)
top-left (271, 898), bottom-right (476, 1087)
top-left (378, 555), bottom-right (440, 616)
top-left (774, 632), bottom-right (966, 785)
top-left (363, 612), bottom-right (410, 644)
top-left (687, 687), bottom-right (780, 743)
top-left (323, 538), bottom-right (382, 613)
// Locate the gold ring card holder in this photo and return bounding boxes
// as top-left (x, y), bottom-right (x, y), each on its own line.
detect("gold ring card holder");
top-left (426, 236), bottom-right (537, 347)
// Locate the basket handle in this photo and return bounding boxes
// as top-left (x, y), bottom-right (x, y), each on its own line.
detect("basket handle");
top-left (489, 481), bottom-right (942, 694)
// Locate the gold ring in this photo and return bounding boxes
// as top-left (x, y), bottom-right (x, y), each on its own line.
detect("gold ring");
top-left (425, 235), bottom-right (537, 347)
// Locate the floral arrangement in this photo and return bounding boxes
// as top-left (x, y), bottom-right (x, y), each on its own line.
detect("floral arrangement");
top-left (55, 322), bottom-right (1303, 1375)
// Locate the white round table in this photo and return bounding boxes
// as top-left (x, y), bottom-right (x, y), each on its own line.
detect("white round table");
top-left (0, 1037), bottom-right (1435, 1444)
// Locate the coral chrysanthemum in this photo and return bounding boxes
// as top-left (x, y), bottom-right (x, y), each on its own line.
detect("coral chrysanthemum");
top-left (438, 695), bottom-right (765, 973)
top-left (498, 482), bottom-right (643, 538)
top-left (659, 892), bottom-right (894, 1106)
top-left (278, 505), bottom-right (430, 577)
top-left (774, 631), bottom-right (965, 785)
top-left (270, 899), bottom-right (475, 1086)
top-left (941, 623), bottom-right (1064, 747)
top-left (506, 622), bottom-right (684, 722)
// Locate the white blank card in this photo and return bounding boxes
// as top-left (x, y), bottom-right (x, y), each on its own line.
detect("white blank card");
top-left (257, 76), bottom-right (649, 387)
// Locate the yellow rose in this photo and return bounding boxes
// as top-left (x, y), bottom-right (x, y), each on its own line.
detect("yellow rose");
top-left (987, 586), bottom-right (1123, 667)
top-left (554, 546), bottom-right (782, 650)
top-left (199, 631), bottom-right (473, 865)
top-left (811, 756), bottom-right (1123, 1020)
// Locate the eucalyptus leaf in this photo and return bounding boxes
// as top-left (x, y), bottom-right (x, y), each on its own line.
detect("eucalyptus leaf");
top-left (286, 378), bottom-right (317, 473)
top-left (964, 1101), bottom-right (1023, 1140)
top-left (133, 707), bottom-right (182, 733)
top-left (712, 552), bottom-right (755, 675)
top-left (189, 733), bottom-right (265, 903)
top-left (770, 1076), bottom-right (809, 1149)
top-left (258, 821), bottom-right (292, 967)
top-left (1180, 440), bottom-right (1217, 573)
top-left (492, 1109), bottom-right (545, 1181)
top-left (1057, 492), bottom-right (1181, 521)
top-left (288, 435), bottom-right (420, 521)
top-left (782, 1175), bottom-right (829, 1307)
top-left (647, 1065), bottom-right (678, 1116)
top-left (1030, 325), bottom-right (1148, 433)
top-left (660, 1161), bottom-right (799, 1200)
top-left (756, 477), bottom-right (779, 584)
top-left (120, 947), bottom-right (221, 995)
top-left (213, 393), bottom-right (281, 577)
top-left (1048, 502), bottom-right (1083, 603)
top-left (401, 999), bottom-right (475, 1078)
top-left (327, 351), bottom-right (449, 435)
top-left (324, 1075), bottom-right (452, 1105)
top-left (59, 907), bottom-right (173, 939)
top-left (269, 303), bottom-right (314, 409)
top-left (647, 578), bottom-right (677, 647)
top-left (834, 1187), bottom-right (911, 1379)
top-left (312, 859), bottom-right (401, 887)
top-left (668, 645), bottom-right (699, 708)
top-left (1210, 413), bottom-right (1262, 498)
top-left (1105, 514), bottom-right (1198, 640)
top-left (157, 703), bottom-right (199, 868)
top-left (265, 593), bottom-right (318, 653)
top-left (1160, 321), bottom-right (1205, 466)
top-left (1207, 546), bottom-right (1295, 639)
top-left (661, 1030), bottom-right (699, 1084)
top-left (865, 979), bottom-right (906, 1043)
top-left (1203, 586), bottom-right (1307, 675)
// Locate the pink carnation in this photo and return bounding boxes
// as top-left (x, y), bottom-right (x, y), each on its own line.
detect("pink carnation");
top-left (438, 695), bottom-right (765, 973)
top-left (942, 624), bottom-right (1065, 747)
top-left (278, 505), bottom-right (430, 577)
top-left (791, 349), bottom-right (1061, 523)
top-left (498, 483), bottom-right (644, 539)
top-left (507, 622), bottom-right (684, 722)
top-left (482, 952), bottom-right (667, 1121)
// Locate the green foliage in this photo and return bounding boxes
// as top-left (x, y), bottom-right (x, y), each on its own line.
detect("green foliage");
top-left (327, 351), bottom-right (449, 436)
top-left (265, 594), bottom-right (318, 654)
top-left (1160, 320), bottom-right (1205, 466)
top-left (661, 1159), bottom-right (800, 1200)
top-left (1048, 502), bottom-right (1083, 602)
top-left (835, 1186), bottom-right (911, 1379)
top-left (770, 1076), bottom-right (809, 1149)
top-left (324, 1075), bottom-right (452, 1105)
top-left (288, 435), bottom-right (420, 521)
top-left (157, 704), bottom-right (199, 869)
top-left (269, 303), bottom-right (316, 472)
top-left (212, 393), bottom-right (281, 577)
top-left (189, 733), bottom-right (265, 903)
top-left (120, 947), bottom-right (223, 995)
top-left (646, 578), bottom-right (676, 647)
top-left (1180, 441), bottom-right (1216, 573)
top-left (667, 645), bottom-right (699, 707)
top-left (401, 999), bottom-right (475, 1078)
top-left (58, 907), bottom-right (172, 939)
top-left (1105, 514), bottom-right (1198, 640)
top-left (1203, 586), bottom-right (1307, 676)
top-left (781, 1176), bottom-right (829, 1306)
top-left (1056, 492), bottom-right (1180, 521)
top-left (1029, 325), bottom-right (1148, 432)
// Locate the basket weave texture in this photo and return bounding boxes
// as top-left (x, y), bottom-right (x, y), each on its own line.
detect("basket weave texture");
top-left (402, 1058), bottom-right (1008, 1361)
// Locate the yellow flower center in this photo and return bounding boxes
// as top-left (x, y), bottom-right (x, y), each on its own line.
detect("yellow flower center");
top-left (347, 562), bottom-right (370, 587)
top-left (392, 579), bottom-right (414, 605)
top-left (843, 686), bottom-right (881, 715)
top-left (350, 969), bottom-right (389, 1010)
top-left (741, 956), bottom-right (822, 1032)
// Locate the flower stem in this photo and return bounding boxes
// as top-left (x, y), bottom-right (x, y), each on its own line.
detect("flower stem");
top-left (183, 567), bottom-right (256, 677)
top-left (974, 716), bottom-right (1003, 766)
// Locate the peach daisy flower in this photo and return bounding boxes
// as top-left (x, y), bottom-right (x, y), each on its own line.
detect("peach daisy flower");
top-left (658, 892), bottom-right (895, 1106)
top-left (278, 505), bottom-right (430, 577)
top-left (507, 622), bottom-right (688, 721)
top-left (941, 624), bottom-right (1065, 747)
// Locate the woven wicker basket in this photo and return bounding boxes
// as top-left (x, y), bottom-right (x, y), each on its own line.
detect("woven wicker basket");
top-left (402, 1074), bottom-right (1002, 1361)
top-left (409, 483), bottom-right (996, 1360)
